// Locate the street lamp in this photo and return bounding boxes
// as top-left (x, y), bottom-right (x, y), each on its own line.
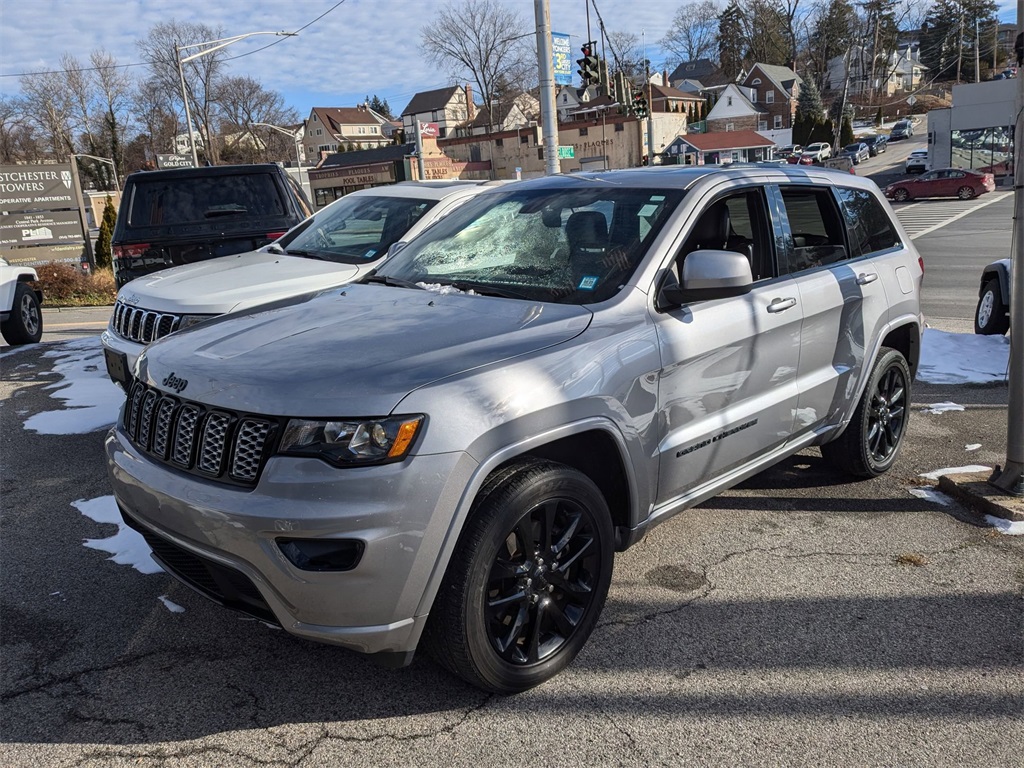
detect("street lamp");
top-left (175, 31), bottom-right (297, 167)
top-left (72, 153), bottom-right (119, 193)
top-left (253, 122), bottom-right (306, 196)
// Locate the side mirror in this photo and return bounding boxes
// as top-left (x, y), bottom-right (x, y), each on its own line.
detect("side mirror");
top-left (385, 241), bottom-right (408, 258)
top-left (657, 250), bottom-right (753, 310)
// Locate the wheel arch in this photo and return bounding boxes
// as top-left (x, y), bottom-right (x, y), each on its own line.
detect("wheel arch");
top-left (413, 417), bottom-right (639, 624)
top-left (979, 262), bottom-right (1011, 304)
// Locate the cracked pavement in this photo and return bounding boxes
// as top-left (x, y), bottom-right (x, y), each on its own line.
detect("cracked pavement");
top-left (2, 332), bottom-right (1022, 766)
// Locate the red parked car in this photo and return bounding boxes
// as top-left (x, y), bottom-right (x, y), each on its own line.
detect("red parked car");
top-left (884, 168), bottom-right (995, 202)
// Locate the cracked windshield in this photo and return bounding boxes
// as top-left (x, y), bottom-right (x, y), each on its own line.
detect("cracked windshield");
top-left (284, 195), bottom-right (437, 263)
top-left (377, 186), bottom-right (685, 303)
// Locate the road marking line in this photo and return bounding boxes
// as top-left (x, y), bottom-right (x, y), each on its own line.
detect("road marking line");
top-left (909, 191), bottom-right (1012, 240)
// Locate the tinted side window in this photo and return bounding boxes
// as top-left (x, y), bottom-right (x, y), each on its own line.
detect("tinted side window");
top-left (778, 186), bottom-right (848, 273)
top-left (676, 188), bottom-right (775, 281)
top-left (835, 188), bottom-right (902, 257)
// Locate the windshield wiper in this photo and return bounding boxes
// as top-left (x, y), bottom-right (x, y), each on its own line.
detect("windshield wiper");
top-left (437, 280), bottom-right (529, 299)
top-left (362, 274), bottom-right (424, 289)
top-left (284, 249), bottom-right (328, 260)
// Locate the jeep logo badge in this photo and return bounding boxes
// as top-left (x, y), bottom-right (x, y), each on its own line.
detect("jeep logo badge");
top-left (162, 372), bottom-right (188, 393)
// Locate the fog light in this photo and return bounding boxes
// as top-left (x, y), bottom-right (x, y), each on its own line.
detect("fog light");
top-left (277, 538), bottom-right (364, 572)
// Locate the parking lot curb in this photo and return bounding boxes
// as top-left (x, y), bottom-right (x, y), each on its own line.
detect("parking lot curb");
top-left (937, 471), bottom-right (1024, 522)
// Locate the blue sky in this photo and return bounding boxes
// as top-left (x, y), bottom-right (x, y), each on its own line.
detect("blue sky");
top-left (1, 0), bottom-right (1019, 120)
top-left (0, 0), bottom-right (674, 118)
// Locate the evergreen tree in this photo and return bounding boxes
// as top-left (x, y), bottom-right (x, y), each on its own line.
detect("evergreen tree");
top-left (95, 195), bottom-right (117, 270)
top-left (796, 76), bottom-right (825, 122)
top-left (717, 2), bottom-right (745, 78)
top-left (920, 0), bottom-right (998, 82)
top-left (367, 94), bottom-right (394, 119)
top-left (840, 116), bottom-right (854, 146)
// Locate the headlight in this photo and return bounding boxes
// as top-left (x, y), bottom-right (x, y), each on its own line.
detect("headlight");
top-left (278, 414), bottom-right (424, 466)
top-left (179, 314), bottom-right (215, 330)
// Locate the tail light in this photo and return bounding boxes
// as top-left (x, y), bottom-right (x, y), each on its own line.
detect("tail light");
top-left (113, 243), bottom-right (152, 259)
top-left (266, 231), bottom-right (286, 241)
top-left (918, 255), bottom-right (925, 277)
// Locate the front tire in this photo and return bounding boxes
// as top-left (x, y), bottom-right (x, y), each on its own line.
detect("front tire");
top-left (975, 278), bottom-right (1009, 335)
top-left (821, 347), bottom-right (911, 478)
top-left (1, 283), bottom-right (42, 345)
top-left (957, 185), bottom-right (976, 200)
top-left (425, 459), bottom-right (614, 693)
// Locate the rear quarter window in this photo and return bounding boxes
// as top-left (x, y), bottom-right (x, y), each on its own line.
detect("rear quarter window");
top-left (835, 188), bottom-right (902, 257)
top-left (127, 173), bottom-right (287, 227)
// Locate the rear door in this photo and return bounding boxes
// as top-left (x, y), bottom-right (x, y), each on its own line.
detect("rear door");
top-left (773, 183), bottom-right (895, 436)
top-left (652, 183), bottom-right (802, 504)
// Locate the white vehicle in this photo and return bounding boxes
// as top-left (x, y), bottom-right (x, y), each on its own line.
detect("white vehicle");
top-left (101, 181), bottom-right (499, 386)
top-left (803, 142), bottom-right (833, 161)
top-left (905, 149), bottom-right (929, 173)
top-left (0, 257), bottom-right (43, 346)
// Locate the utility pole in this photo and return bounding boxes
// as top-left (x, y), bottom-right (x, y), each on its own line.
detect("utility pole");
top-left (975, 18), bottom-right (981, 83)
top-left (534, 0), bottom-right (560, 175)
top-left (834, 47), bottom-right (852, 153)
top-left (991, 0), bottom-right (1024, 496)
top-left (956, 14), bottom-right (965, 82)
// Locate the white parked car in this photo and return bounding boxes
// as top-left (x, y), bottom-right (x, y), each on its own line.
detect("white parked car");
top-left (803, 142), bottom-right (833, 161)
top-left (101, 181), bottom-right (500, 386)
top-left (905, 149), bottom-right (929, 173)
top-left (0, 257), bottom-right (43, 346)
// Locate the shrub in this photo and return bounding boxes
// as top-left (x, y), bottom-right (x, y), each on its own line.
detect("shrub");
top-left (35, 262), bottom-right (117, 307)
top-left (95, 195), bottom-right (117, 269)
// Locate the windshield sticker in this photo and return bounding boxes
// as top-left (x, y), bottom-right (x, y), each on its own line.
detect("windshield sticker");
top-left (651, 195), bottom-right (665, 201)
top-left (363, 249), bottom-right (377, 259)
top-left (637, 204), bottom-right (659, 217)
top-left (578, 276), bottom-right (599, 290)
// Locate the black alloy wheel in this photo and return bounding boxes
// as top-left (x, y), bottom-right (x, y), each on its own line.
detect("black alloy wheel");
top-left (821, 347), bottom-right (912, 477)
top-left (425, 459), bottom-right (613, 693)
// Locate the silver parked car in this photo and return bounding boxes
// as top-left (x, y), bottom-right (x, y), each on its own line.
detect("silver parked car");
top-left (107, 166), bottom-right (924, 693)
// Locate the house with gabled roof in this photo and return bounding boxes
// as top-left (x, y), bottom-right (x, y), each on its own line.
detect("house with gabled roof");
top-left (668, 59), bottom-right (730, 89)
top-left (303, 105), bottom-right (390, 163)
top-left (705, 84), bottom-right (766, 133)
top-left (740, 64), bottom-right (802, 132)
top-left (458, 92), bottom-right (539, 136)
top-left (400, 85), bottom-right (473, 140)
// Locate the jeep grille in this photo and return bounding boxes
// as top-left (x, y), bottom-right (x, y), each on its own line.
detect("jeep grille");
top-left (121, 380), bottom-right (279, 487)
top-left (111, 299), bottom-right (183, 343)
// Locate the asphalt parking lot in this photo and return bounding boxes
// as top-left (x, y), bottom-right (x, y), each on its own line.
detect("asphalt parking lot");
top-left (1, 308), bottom-right (1021, 766)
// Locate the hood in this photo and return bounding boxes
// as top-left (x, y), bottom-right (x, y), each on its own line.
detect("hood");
top-left (137, 284), bottom-right (593, 417)
top-left (117, 251), bottom-right (363, 314)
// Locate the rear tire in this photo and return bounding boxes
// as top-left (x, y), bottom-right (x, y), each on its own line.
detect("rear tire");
top-left (821, 347), bottom-right (911, 478)
top-left (425, 459), bottom-right (614, 693)
top-left (975, 278), bottom-right (1009, 335)
top-left (1, 283), bottom-right (42, 345)
top-left (892, 188), bottom-right (909, 202)
top-left (957, 185), bottom-right (976, 200)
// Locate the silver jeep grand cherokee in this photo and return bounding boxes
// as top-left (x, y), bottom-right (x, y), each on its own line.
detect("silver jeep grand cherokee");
top-left (106, 167), bottom-right (923, 693)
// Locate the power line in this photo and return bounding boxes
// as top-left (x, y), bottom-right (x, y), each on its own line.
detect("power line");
top-left (224, 0), bottom-right (347, 61)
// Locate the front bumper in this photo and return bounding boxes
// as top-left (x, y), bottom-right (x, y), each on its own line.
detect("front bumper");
top-left (100, 329), bottom-right (145, 387)
top-left (105, 427), bottom-right (478, 655)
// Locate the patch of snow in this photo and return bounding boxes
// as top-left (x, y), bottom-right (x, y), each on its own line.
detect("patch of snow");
top-left (908, 487), bottom-right (952, 506)
top-left (158, 595), bottom-right (186, 613)
top-left (23, 337), bottom-right (123, 434)
top-left (917, 329), bottom-right (1009, 384)
top-left (965, 444), bottom-right (982, 452)
top-left (919, 465), bottom-right (991, 480)
top-left (73, 495), bottom-right (162, 575)
top-left (415, 282), bottom-right (477, 295)
top-left (984, 515), bottom-right (1024, 535)
top-left (921, 401), bottom-right (964, 415)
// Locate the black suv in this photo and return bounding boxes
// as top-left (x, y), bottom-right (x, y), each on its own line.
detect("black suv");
top-left (112, 164), bottom-right (311, 287)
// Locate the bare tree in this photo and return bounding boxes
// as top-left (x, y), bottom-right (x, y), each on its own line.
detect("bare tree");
top-left (137, 20), bottom-right (227, 163)
top-left (0, 96), bottom-right (41, 163)
top-left (421, 0), bottom-right (533, 130)
top-left (660, 1), bottom-right (722, 65)
top-left (19, 68), bottom-right (76, 158)
top-left (90, 50), bottom-right (135, 178)
top-left (216, 76), bottom-right (298, 163)
top-left (605, 31), bottom-right (648, 85)
top-left (130, 77), bottom-right (179, 170)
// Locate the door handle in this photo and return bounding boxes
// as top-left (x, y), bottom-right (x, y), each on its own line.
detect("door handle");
top-left (857, 272), bottom-right (879, 285)
top-left (766, 297), bottom-right (797, 313)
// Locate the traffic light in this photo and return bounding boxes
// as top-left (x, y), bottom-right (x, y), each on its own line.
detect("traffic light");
top-left (576, 41), bottom-right (600, 85)
top-left (632, 92), bottom-right (649, 119)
